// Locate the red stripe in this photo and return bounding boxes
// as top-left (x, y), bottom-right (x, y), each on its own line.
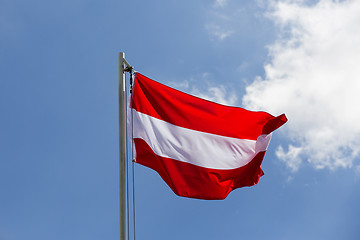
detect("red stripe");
top-left (132, 73), bottom-right (287, 140)
top-left (134, 138), bottom-right (266, 200)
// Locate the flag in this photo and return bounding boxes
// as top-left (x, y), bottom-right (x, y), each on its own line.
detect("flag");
top-left (129, 73), bottom-right (287, 200)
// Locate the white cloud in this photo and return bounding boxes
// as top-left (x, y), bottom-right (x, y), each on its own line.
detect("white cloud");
top-left (243, 0), bottom-right (360, 171)
top-left (191, 85), bottom-right (238, 106)
top-left (214, 0), bottom-right (228, 8)
top-left (171, 73), bottom-right (238, 106)
top-left (205, 24), bottom-right (234, 41)
top-left (169, 80), bottom-right (190, 90)
top-left (205, 1), bottom-right (235, 41)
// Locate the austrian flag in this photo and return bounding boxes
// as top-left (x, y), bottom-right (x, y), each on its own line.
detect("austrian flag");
top-left (130, 73), bottom-right (287, 200)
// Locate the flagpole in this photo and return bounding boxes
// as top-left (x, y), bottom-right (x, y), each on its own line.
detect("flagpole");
top-left (119, 52), bottom-right (127, 240)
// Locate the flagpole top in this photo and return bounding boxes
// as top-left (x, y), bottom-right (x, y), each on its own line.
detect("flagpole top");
top-left (124, 65), bottom-right (133, 73)
top-left (119, 52), bottom-right (133, 73)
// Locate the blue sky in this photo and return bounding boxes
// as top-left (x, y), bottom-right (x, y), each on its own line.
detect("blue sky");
top-left (1, 0), bottom-right (360, 239)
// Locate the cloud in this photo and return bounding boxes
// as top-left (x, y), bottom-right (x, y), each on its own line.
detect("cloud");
top-left (205, 24), bottom-right (234, 41)
top-left (191, 85), bottom-right (238, 106)
top-left (170, 73), bottom-right (238, 106)
top-left (205, 1), bottom-right (236, 41)
top-left (214, 0), bottom-right (228, 8)
top-left (243, 0), bottom-right (360, 171)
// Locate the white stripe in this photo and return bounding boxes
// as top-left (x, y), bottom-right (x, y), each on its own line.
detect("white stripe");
top-left (132, 110), bottom-right (272, 170)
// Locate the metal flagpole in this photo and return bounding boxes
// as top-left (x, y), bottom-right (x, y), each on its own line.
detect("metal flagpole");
top-left (119, 52), bottom-right (127, 240)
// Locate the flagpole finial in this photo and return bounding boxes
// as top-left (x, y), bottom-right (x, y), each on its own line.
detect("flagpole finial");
top-left (124, 65), bottom-right (133, 73)
top-left (122, 54), bottom-right (133, 73)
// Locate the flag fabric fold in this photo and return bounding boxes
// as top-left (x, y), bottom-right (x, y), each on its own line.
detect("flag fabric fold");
top-left (129, 73), bottom-right (287, 200)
